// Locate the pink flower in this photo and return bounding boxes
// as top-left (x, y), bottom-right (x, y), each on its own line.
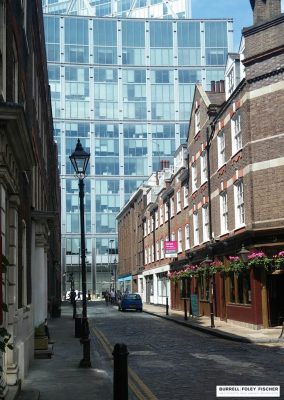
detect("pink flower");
top-left (248, 251), bottom-right (266, 260)
top-left (229, 256), bottom-right (240, 262)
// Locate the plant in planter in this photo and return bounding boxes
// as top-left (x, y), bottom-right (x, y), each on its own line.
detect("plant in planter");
top-left (247, 251), bottom-right (271, 270)
top-left (227, 256), bottom-right (248, 273)
top-left (208, 260), bottom-right (225, 275)
top-left (273, 251), bottom-right (284, 271)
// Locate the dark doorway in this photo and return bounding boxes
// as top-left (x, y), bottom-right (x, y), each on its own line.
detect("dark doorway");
top-left (267, 274), bottom-right (284, 326)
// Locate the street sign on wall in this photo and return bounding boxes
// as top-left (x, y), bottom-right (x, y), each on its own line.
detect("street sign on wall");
top-left (164, 241), bottom-right (177, 258)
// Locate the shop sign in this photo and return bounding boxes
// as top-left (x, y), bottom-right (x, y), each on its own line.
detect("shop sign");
top-left (164, 241), bottom-right (177, 258)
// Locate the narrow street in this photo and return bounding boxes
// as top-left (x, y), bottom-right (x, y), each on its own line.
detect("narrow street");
top-left (91, 301), bottom-right (284, 400)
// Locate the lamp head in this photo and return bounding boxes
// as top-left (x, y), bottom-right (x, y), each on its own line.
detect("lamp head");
top-left (200, 255), bottom-right (213, 266)
top-left (238, 244), bottom-right (250, 263)
top-left (69, 139), bottom-right (90, 178)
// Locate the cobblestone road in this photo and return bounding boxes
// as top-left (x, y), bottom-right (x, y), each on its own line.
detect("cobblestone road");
top-left (91, 302), bottom-right (284, 400)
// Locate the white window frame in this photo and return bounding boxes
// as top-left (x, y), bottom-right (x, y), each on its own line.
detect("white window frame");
top-left (193, 211), bottom-right (199, 246)
top-left (164, 202), bottom-right (168, 222)
top-left (220, 191), bottom-right (228, 234)
top-left (200, 151), bottom-right (207, 185)
top-left (234, 180), bottom-right (245, 228)
top-left (195, 107), bottom-right (200, 135)
top-left (144, 221), bottom-right (147, 237)
top-left (171, 232), bottom-right (175, 242)
top-left (156, 240), bottom-right (159, 260)
top-left (183, 186), bottom-right (188, 208)
top-left (170, 196), bottom-right (174, 217)
top-left (178, 228), bottom-right (182, 253)
top-left (192, 162), bottom-right (197, 192)
top-left (185, 224), bottom-right (190, 250)
top-left (202, 205), bottom-right (209, 242)
top-left (227, 67), bottom-right (234, 96)
top-left (145, 248), bottom-right (148, 264)
top-left (176, 190), bottom-right (181, 213)
top-left (231, 110), bottom-right (242, 155)
top-left (217, 129), bottom-right (225, 168)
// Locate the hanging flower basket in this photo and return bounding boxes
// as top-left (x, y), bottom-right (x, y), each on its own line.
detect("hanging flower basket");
top-left (247, 251), bottom-right (272, 270)
top-left (272, 251), bottom-right (284, 273)
top-left (168, 265), bottom-right (198, 282)
top-left (208, 260), bottom-right (225, 275)
top-left (227, 256), bottom-right (248, 273)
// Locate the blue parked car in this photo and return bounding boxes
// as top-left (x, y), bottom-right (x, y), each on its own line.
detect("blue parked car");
top-left (118, 293), bottom-right (143, 312)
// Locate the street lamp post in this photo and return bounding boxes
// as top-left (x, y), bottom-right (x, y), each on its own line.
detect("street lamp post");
top-left (70, 139), bottom-right (91, 368)
top-left (113, 257), bottom-right (117, 300)
top-left (201, 255), bottom-right (215, 328)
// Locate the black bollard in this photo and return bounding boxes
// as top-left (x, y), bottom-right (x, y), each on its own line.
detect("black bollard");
top-left (73, 299), bottom-right (77, 319)
top-left (75, 315), bottom-right (82, 338)
top-left (113, 343), bottom-right (129, 400)
top-left (166, 297), bottom-right (169, 315)
top-left (184, 298), bottom-right (188, 321)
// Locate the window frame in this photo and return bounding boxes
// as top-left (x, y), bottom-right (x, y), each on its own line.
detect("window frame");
top-left (234, 179), bottom-right (245, 228)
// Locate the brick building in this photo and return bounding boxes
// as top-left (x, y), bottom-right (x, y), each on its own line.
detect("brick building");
top-left (185, 0), bottom-right (284, 329)
top-left (0, 0), bottom-right (60, 395)
top-left (117, 0), bottom-right (284, 330)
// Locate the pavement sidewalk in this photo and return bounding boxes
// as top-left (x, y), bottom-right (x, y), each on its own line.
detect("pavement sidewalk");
top-left (143, 303), bottom-right (284, 344)
top-left (17, 302), bottom-right (112, 400)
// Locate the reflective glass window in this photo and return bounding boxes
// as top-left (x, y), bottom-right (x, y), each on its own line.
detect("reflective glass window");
top-left (65, 18), bottom-right (89, 63)
top-left (96, 213), bottom-right (116, 233)
top-left (124, 158), bottom-right (147, 175)
top-left (178, 69), bottom-right (201, 83)
top-left (94, 19), bottom-right (117, 65)
top-left (177, 22), bottom-right (200, 47)
top-left (95, 124), bottom-right (119, 138)
top-left (65, 123), bottom-right (90, 137)
top-left (122, 21), bottom-right (145, 47)
top-left (205, 22), bottom-right (227, 47)
top-left (150, 21), bottom-right (173, 47)
top-left (44, 16), bottom-right (60, 61)
top-left (95, 158), bottom-right (119, 175)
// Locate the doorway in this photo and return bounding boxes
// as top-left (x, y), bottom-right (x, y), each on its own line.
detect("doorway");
top-left (267, 274), bottom-right (284, 326)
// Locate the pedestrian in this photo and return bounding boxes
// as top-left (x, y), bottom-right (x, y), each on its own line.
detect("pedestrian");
top-left (105, 290), bottom-right (110, 306)
top-left (110, 289), bottom-right (115, 304)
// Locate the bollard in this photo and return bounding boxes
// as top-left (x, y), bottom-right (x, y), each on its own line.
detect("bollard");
top-left (184, 298), bottom-right (188, 321)
top-left (73, 299), bottom-right (77, 319)
top-left (113, 343), bottom-right (129, 400)
top-left (75, 315), bottom-right (82, 338)
top-left (166, 297), bottom-right (169, 315)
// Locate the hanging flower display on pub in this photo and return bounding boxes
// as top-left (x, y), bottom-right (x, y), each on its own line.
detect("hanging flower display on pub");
top-left (247, 250), bottom-right (271, 269)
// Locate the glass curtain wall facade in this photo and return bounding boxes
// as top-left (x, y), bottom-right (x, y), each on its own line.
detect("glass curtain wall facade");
top-left (42, 0), bottom-right (192, 19)
top-left (44, 13), bottom-right (233, 295)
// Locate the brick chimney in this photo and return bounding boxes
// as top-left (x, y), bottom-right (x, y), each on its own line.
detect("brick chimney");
top-left (250, 0), bottom-right (281, 25)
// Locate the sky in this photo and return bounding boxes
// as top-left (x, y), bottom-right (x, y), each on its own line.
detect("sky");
top-left (192, 0), bottom-right (284, 51)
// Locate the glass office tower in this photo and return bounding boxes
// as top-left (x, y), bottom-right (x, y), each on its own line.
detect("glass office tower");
top-left (42, 0), bottom-right (192, 18)
top-left (43, 5), bottom-right (233, 295)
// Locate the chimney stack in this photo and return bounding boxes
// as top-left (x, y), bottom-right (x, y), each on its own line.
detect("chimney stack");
top-left (215, 81), bottom-right (220, 93)
top-left (250, 0), bottom-right (281, 25)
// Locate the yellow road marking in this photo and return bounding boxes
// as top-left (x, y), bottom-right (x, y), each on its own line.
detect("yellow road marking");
top-left (90, 323), bottom-right (158, 400)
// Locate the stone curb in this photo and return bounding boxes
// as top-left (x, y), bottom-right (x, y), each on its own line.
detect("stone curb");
top-left (143, 310), bottom-right (284, 344)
